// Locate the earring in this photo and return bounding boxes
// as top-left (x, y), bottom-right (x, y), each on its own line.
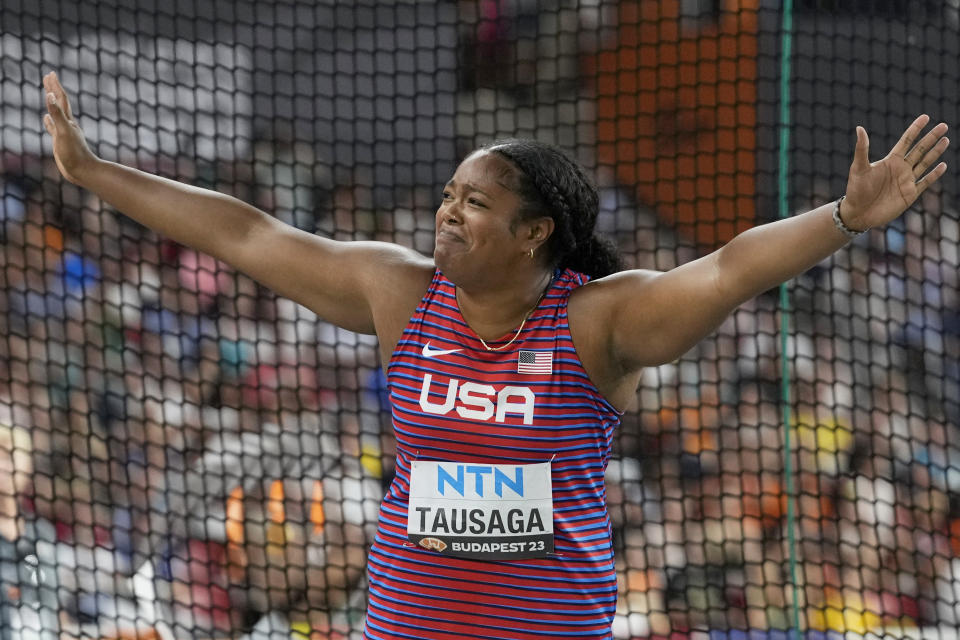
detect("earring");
top-left (528, 248), bottom-right (535, 259)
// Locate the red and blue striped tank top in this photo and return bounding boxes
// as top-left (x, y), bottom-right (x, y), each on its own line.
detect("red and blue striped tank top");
top-left (365, 268), bottom-right (623, 639)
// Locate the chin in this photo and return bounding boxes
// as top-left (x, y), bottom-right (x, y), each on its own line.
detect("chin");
top-left (433, 247), bottom-right (455, 273)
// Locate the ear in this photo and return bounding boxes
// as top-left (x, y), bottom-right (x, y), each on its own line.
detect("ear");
top-left (524, 216), bottom-right (555, 252)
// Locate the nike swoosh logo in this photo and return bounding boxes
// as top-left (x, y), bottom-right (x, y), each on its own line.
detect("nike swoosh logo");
top-left (421, 342), bottom-right (463, 358)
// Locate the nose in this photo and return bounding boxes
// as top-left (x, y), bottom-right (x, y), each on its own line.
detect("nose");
top-left (441, 199), bottom-right (462, 225)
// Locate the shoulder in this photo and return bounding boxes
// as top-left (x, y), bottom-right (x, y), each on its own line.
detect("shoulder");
top-left (566, 269), bottom-right (661, 410)
top-left (567, 269), bottom-right (660, 311)
top-left (360, 243), bottom-right (436, 353)
top-left (363, 242), bottom-right (435, 300)
top-left (567, 269), bottom-right (662, 348)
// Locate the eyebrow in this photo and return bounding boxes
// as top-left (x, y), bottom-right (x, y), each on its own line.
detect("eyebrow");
top-left (444, 179), bottom-right (493, 198)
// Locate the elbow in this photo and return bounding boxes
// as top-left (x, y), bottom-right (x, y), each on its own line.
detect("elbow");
top-left (708, 247), bottom-right (734, 304)
top-left (711, 231), bottom-right (770, 307)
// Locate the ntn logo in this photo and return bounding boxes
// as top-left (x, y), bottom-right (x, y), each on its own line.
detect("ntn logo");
top-left (437, 463), bottom-right (523, 498)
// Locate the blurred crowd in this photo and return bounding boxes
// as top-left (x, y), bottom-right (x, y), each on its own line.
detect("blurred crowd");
top-left (0, 1), bottom-right (959, 639)
top-left (0, 148), bottom-right (394, 639)
top-left (1, 142), bottom-right (959, 640)
top-left (602, 178), bottom-right (960, 638)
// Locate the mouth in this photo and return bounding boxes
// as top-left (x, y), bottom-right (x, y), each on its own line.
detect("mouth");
top-left (436, 228), bottom-right (465, 244)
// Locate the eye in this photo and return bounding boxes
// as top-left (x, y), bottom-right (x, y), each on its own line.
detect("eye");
top-left (441, 191), bottom-right (453, 201)
top-left (467, 197), bottom-right (486, 208)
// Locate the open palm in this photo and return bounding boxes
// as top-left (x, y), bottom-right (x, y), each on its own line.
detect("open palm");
top-left (42, 71), bottom-right (98, 186)
top-left (841, 115), bottom-right (949, 231)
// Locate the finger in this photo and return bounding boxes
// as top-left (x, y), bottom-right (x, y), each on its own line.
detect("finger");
top-left (48, 72), bottom-right (74, 121)
top-left (913, 135), bottom-right (950, 179)
top-left (915, 161), bottom-right (948, 195)
top-left (45, 92), bottom-right (67, 125)
top-left (904, 121), bottom-right (949, 166)
top-left (852, 125), bottom-right (871, 172)
top-left (42, 71), bottom-right (72, 121)
top-left (42, 113), bottom-right (55, 136)
top-left (42, 73), bottom-right (58, 113)
top-left (891, 114), bottom-right (931, 158)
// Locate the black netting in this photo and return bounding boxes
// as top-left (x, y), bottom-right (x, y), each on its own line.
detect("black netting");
top-left (0, 1), bottom-right (958, 638)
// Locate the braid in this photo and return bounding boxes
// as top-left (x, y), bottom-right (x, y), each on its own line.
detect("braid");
top-left (486, 139), bottom-right (622, 278)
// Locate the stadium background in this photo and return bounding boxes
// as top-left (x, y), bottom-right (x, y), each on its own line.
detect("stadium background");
top-left (1, 0), bottom-right (959, 638)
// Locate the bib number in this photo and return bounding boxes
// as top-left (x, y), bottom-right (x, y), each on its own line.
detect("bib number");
top-left (407, 460), bottom-right (554, 560)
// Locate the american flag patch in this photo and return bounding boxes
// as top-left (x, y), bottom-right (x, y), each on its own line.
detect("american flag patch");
top-left (518, 350), bottom-right (552, 375)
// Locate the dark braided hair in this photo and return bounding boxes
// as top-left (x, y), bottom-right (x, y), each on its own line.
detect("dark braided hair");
top-left (483, 138), bottom-right (623, 278)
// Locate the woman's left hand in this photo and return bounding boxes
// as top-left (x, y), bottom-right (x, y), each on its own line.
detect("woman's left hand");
top-left (840, 114), bottom-right (949, 231)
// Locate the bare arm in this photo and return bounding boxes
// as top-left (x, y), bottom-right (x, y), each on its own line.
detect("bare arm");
top-left (574, 115), bottom-right (949, 385)
top-left (42, 72), bottom-right (433, 338)
top-left (585, 201), bottom-right (850, 369)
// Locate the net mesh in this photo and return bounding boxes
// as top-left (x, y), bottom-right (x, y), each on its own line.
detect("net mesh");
top-left (0, 1), bottom-right (958, 638)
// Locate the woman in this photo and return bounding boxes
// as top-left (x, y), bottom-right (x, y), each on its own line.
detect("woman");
top-left (41, 71), bottom-right (948, 639)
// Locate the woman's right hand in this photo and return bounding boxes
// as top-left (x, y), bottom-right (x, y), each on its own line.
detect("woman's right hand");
top-left (42, 71), bottom-right (100, 186)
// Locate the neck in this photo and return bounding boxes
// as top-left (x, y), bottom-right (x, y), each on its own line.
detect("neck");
top-left (456, 268), bottom-right (553, 341)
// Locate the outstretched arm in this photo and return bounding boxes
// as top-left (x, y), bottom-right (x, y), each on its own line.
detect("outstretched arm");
top-left (42, 72), bottom-right (433, 338)
top-left (579, 115), bottom-right (949, 376)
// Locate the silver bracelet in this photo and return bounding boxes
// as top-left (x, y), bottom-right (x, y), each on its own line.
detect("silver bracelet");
top-left (832, 195), bottom-right (865, 239)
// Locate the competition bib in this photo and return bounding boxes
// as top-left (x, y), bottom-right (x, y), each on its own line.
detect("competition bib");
top-left (407, 460), bottom-right (554, 559)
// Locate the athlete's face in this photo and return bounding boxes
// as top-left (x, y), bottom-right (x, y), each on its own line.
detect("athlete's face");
top-left (434, 151), bottom-right (540, 284)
